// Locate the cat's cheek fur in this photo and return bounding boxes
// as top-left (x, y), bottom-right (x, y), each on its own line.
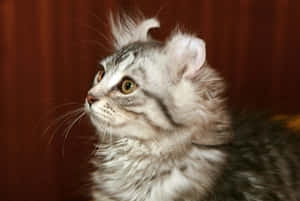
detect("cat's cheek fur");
top-left (168, 80), bottom-right (201, 124)
top-left (124, 98), bottom-right (175, 130)
top-left (112, 121), bottom-right (158, 139)
top-left (88, 99), bottom-right (134, 126)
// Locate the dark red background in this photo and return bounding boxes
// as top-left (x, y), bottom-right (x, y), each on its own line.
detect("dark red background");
top-left (1, 0), bottom-right (299, 200)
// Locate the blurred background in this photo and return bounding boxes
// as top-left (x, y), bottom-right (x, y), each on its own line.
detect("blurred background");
top-left (1, 0), bottom-right (299, 200)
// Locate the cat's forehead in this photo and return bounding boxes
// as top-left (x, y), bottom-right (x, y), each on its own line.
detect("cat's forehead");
top-left (100, 43), bottom-right (141, 69)
top-left (101, 41), bottom-right (162, 68)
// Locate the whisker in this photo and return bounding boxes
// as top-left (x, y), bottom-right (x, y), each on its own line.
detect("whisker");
top-left (36, 102), bottom-right (81, 132)
top-left (62, 112), bottom-right (86, 157)
top-left (44, 108), bottom-right (84, 145)
top-left (47, 114), bottom-right (78, 146)
top-left (93, 110), bottom-right (113, 122)
top-left (46, 102), bottom-right (81, 111)
top-left (43, 108), bottom-right (83, 137)
top-left (63, 111), bottom-right (85, 143)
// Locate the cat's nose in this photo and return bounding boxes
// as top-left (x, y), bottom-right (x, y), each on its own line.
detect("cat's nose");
top-left (86, 94), bottom-right (98, 106)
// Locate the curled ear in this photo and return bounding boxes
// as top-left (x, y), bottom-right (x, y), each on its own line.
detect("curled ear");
top-left (165, 32), bottom-right (206, 80)
top-left (110, 12), bottom-right (160, 49)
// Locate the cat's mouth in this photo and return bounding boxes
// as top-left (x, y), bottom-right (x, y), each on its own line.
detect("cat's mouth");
top-left (85, 102), bottom-right (110, 123)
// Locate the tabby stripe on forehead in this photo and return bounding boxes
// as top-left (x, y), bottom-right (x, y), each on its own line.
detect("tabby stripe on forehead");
top-left (114, 44), bottom-right (140, 65)
top-left (142, 90), bottom-right (182, 128)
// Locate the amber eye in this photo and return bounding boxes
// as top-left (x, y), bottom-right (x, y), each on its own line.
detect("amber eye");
top-left (97, 64), bottom-right (105, 82)
top-left (120, 78), bottom-right (137, 94)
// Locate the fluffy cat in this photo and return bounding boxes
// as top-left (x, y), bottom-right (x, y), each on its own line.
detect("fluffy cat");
top-left (84, 13), bottom-right (300, 201)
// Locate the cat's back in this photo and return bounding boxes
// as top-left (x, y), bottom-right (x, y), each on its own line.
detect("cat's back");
top-left (211, 113), bottom-right (300, 201)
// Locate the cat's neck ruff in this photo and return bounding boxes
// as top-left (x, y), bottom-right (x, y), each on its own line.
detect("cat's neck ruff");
top-left (93, 137), bottom-right (227, 201)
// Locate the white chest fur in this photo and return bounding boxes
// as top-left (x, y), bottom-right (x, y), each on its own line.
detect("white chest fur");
top-left (92, 139), bottom-right (226, 201)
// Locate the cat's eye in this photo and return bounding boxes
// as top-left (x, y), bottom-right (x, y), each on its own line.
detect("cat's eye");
top-left (120, 78), bottom-right (137, 94)
top-left (97, 64), bottom-right (105, 82)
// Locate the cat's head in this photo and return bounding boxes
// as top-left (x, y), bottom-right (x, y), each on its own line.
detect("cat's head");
top-left (85, 13), bottom-right (232, 149)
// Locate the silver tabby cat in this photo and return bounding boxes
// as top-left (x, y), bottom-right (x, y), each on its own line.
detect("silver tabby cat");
top-left (84, 13), bottom-right (300, 201)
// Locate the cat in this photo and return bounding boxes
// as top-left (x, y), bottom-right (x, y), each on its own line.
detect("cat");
top-left (84, 13), bottom-right (300, 201)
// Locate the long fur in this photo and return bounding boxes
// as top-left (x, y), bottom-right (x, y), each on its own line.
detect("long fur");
top-left (109, 13), bottom-right (159, 49)
top-left (84, 13), bottom-right (300, 201)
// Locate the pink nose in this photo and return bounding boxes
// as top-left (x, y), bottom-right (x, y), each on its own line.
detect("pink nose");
top-left (87, 94), bottom-right (98, 106)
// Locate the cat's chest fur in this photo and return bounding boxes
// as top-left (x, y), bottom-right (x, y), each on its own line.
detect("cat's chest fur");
top-left (92, 139), bottom-right (226, 201)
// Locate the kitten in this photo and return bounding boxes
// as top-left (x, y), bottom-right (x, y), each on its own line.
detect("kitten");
top-left (84, 13), bottom-right (300, 201)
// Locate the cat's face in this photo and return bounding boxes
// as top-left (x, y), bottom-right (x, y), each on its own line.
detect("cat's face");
top-left (84, 15), bottom-right (232, 146)
top-left (85, 42), bottom-right (175, 140)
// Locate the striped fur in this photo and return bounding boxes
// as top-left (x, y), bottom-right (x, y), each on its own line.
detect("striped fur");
top-left (84, 13), bottom-right (300, 201)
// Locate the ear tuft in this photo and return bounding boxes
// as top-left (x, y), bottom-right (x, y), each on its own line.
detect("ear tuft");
top-left (109, 12), bottom-right (160, 49)
top-left (165, 32), bottom-right (206, 79)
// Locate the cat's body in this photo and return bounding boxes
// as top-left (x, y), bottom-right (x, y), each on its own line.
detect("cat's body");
top-left (92, 136), bottom-right (226, 201)
top-left (210, 113), bottom-right (300, 201)
top-left (84, 13), bottom-right (300, 201)
top-left (91, 113), bottom-right (300, 201)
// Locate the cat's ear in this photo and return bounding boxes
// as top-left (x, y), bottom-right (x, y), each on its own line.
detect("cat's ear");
top-left (110, 12), bottom-right (160, 49)
top-left (165, 32), bottom-right (206, 80)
